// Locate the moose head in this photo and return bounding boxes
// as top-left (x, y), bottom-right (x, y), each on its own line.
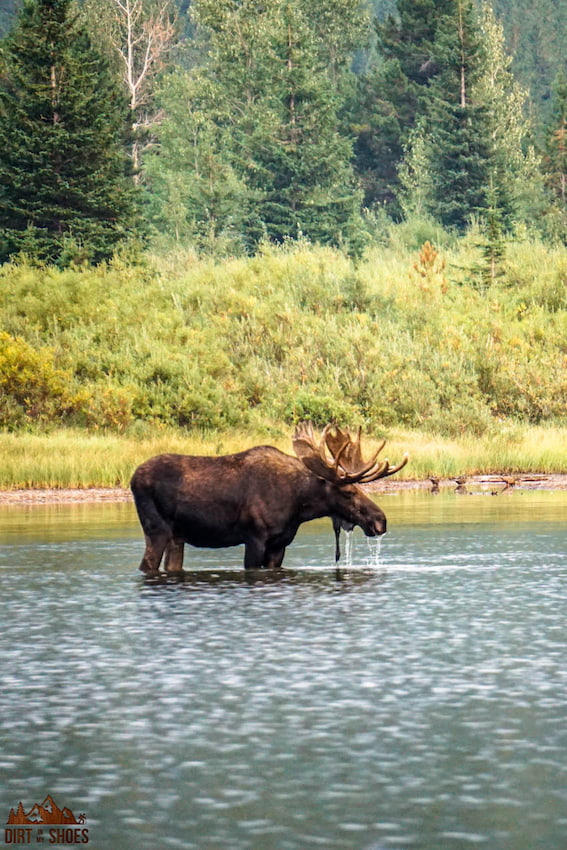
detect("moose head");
top-left (292, 422), bottom-right (409, 560)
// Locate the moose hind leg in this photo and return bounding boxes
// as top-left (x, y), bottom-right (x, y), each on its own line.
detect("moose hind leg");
top-left (164, 539), bottom-right (185, 573)
top-left (138, 531), bottom-right (170, 576)
top-left (132, 487), bottom-right (173, 576)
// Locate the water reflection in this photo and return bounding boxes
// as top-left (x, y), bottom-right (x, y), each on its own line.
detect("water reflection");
top-left (140, 566), bottom-right (385, 590)
top-left (0, 491), bottom-right (566, 850)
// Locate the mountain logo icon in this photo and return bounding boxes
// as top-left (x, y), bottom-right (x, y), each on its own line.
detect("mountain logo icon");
top-left (6, 796), bottom-right (85, 826)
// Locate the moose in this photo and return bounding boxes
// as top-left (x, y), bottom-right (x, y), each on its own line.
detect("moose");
top-left (130, 423), bottom-right (408, 575)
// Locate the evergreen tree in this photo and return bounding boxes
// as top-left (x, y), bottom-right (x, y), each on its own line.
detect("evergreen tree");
top-left (0, 0), bottom-right (139, 265)
top-left (541, 69), bottom-right (567, 241)
top-left (237, 1), bottom-right (363, 249)
top-left (160, 0), bottom-right (365, 253)
top-left (349, 0), bottom-right (453, 213)
top-left (424, 0), bottom-right (493, 231)
top-left (377, 0), bottom-right (453, 88)
top-left (544, 70), bottom-right (567, 209)
top-left (479, 181), bottom-right (507, 287)
top-left (354, 0), bottom-right (540, 232)
top-left (145, 69), bottom-right (251, 252)
top-left (395, 0), bottom-right (523, 233)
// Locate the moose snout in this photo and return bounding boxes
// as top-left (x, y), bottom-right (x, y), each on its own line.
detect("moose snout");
top-left (373, 516), bottom-right (387, 536)
top-left (364, 513), bottom-right (386, 536)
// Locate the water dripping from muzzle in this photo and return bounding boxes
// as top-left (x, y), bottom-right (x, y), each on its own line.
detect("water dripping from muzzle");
top-left (366, 535), bottom-right (383, 567)
top-left (343, 530), bottom-right (354, 569)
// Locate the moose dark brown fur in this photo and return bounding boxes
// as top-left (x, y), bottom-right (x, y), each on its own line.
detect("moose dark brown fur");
top-left (130, 424), bottom-right (408, 575)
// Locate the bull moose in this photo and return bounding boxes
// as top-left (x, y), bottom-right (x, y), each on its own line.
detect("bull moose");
top-left (130, 423), bottom-right (408, 575)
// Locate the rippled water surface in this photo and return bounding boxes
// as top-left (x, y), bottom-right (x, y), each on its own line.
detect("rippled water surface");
top-left (1, 492), bottom-right (566, 849)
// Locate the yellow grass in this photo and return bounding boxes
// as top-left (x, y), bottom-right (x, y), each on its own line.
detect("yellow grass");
top-left (1, 424), bottom-right (566, 490)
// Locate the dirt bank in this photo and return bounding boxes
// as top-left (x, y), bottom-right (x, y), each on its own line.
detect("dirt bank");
top-left (367, 473), bottom-right (567, 494)
top-left (0, 487), bottom-right (133, 505)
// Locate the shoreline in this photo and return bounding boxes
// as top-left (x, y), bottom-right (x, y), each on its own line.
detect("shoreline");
top-left (1, 474), bottom-right (566, 505)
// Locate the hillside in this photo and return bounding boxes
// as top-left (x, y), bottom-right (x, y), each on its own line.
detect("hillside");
top-left (1, 238), bottom-right (566, 437)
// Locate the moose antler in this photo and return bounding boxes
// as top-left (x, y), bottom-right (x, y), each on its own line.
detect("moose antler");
top-left (292, 422), bottom-right (342, 481)
top-left (325, 425), bottom-right (408, 483)
top-left (292, 422), bottom-right (408, 485)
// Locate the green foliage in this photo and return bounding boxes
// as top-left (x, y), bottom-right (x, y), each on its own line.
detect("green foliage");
top-left (406, 1), bottom-right (496, 231)
top-left (492, 0), bottom-right (567, 121)
top-left (0, 0), bottom-right (139, 266)
top-left (144, 70), bottom-right (251, 254)
top-left (402, 3), bottom-right (538, 233)
top-left (150, 0), bottom-right (366, 254)
top-left (2, 0), bottom-right (566, 252)
top-left (0, 331), bottom-right (81, 428)
top-left (541, 69), bottom-right (567, 241)
top-left (1, 239), bottom-right (566, 436)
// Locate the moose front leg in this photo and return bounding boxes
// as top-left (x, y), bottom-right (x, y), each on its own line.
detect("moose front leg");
top-left (262, 547), bottom-right (286, 570)
top-left (244, 536), bottom-right (285, 570)
top-left (244, 537), bottom-right (267, 569)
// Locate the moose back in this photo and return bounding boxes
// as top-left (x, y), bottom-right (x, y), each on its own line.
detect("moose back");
top-left (130, 424), bottom-right (408, 575)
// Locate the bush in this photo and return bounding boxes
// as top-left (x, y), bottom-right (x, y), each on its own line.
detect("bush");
top-left (1, 238), bottom-right (567, 435)
top-left (0, 332), bottom-right (81, 428)
top-left (281, 390), bottom-right (358, 426)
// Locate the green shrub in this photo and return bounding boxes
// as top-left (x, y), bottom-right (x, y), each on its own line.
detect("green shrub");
top-left (281, 390), bottom-right (358, 426)
top-left (0, 332), bottom-right (81, 428)
top-left (1, 238), bottom-right (567, 436)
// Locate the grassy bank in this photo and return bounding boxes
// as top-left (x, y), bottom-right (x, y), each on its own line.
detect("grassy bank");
top-left (1, 424), bottom-right (566, 490)
top-left (1, 233), bottom-right (567, 488)
top-left (1, 235), bottom-right (567, 437)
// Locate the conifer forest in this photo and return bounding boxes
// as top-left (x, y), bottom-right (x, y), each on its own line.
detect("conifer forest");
top-left (0, 0), bottom-right (566, 449)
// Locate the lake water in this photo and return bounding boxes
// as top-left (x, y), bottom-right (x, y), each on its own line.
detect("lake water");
top-left (0, 491), bottom-right (565, 850)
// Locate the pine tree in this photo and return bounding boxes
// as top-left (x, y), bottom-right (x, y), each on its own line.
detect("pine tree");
top-left (541, 69), bottom-right (567, 241)
top-left (477, 180), bottom-right (507, 289)
top-left (239, 1), bottom-right (363, 249)
top-left (350, 0), bottom-right (453, 212)
top-left (424, 0), bottom-right (493, 231)
top-left (171, 0), bottom-right (365, 253)
top-left (0, 0), bottom-right (139, 265)
top-left (354, 0), bottom-right (538, 230)
top-left (544, 70), bottom-right (567, 209)
top-left (145, 69), bottom-right (251, 252)
top-left (377, 0), bottom-right (454, 87)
